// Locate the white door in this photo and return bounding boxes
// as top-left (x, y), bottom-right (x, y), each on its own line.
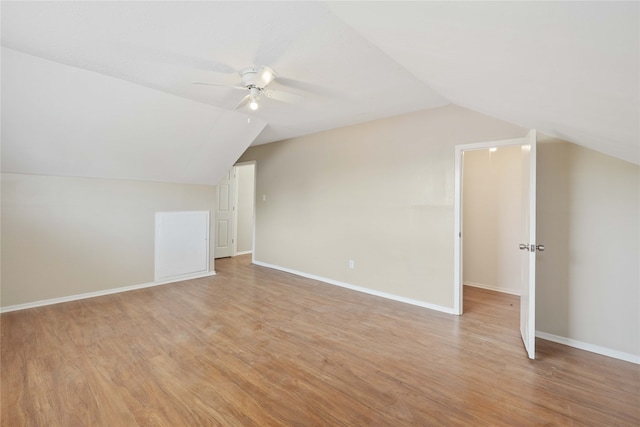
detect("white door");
top-left (519, 129), bottom-right (538, 359)
top-left (215, 168), bottom-right (236, 258)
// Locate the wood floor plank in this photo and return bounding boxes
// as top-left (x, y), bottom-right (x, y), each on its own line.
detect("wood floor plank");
top-left (2, 255), bottom-right (639, 426)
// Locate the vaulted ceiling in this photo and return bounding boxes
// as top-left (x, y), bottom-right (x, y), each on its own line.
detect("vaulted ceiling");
top-left (2, 1), bottom-right (638, 185)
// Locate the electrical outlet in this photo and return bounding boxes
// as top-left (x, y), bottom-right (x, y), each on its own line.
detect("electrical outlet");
top-left (349, 260), bottom-right (355, 269)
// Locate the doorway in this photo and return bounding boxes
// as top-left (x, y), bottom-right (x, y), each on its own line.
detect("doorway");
top-left (214, 162), bottom-right (256, 259)
top-left (462, 146), bottom-right (523, 296)
top-left (234, 162), bottom-right (256, 256)
top-left (453, 130), bottom-right (538, 359)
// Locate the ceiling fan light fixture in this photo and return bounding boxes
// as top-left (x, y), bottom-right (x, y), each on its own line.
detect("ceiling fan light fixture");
top-left (248, 87), bottom-right (261, 110)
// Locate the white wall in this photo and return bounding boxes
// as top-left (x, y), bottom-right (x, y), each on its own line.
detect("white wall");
top-left (236, 164), bottom-right (255, 254)
top-left (463, 146), bottom-right (522, 294)
top-left (1, 173), bottom-right (216, 309)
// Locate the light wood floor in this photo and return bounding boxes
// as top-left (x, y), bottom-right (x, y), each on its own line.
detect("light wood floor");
top-left (2, 255), bottom-right (638, 426)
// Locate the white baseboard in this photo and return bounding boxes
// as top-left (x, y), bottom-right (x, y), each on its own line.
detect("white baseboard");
top-left (252, 260), bottom-right (455, 315)
top-left (251, 261), bottom-right (638, 365)
top-left (536, 331), bottom-right (639, 365)
top-left (0, 271), bottom-right (217, 313)
top-left (235, 250), bottom-right (253, 256)
top-left (464, 281), bottom-right (520, 296)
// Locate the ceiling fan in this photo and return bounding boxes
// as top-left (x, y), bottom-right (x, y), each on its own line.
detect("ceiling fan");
top-left (193, 66), bottom-right (301, 111)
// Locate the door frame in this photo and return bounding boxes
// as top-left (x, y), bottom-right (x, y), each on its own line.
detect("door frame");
top-left (453, 136), bottom-right (528, 315)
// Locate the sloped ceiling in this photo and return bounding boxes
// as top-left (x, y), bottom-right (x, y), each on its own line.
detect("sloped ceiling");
top-left (327, 1), bottom-right (639, 164)
top-left (2, 48), bottom-right (267, 185)
top-left (1, 1), bottom-right (638, 185)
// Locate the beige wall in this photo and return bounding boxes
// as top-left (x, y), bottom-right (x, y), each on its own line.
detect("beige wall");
top-left (239, 105), bottom-right (526, 308)
top-left (236, 164), bottom-right (255, 254)
top-left (536, 140), bottom-right (639, 356)
top-left (463, 146), bottom-right (522, 294)
top-left (1, 173), bottom-right (216, 308)
top-left (240, 105), bottom-right (639, 359)
top-left (5, 103), bottom-right (635, 359)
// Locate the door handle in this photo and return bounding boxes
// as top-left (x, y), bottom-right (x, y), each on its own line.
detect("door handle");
top-left (520, 243), bottom-right (545, 252)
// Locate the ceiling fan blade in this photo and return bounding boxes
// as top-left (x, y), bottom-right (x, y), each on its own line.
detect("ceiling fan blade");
top-left (234, 94), bottom-right (251, 110)
top-left (192, 81), bottom-right (247, 91)
top-left (275, 77), bottom-right (340, 97)
top-left (263, 89), bottom-right (302, 104)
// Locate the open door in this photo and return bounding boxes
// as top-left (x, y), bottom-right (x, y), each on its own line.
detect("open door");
top-left (215, 168), bottom-right (236, 258)
top-left (454, 130), bottom-right (542, 360)
top-left (519, 129), bottom-right (540, 359)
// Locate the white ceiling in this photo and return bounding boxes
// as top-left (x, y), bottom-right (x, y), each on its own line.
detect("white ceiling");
top-left (327, 1), bottom-right (639, 164)
top-left (1, 1), bottom-right (638, 182)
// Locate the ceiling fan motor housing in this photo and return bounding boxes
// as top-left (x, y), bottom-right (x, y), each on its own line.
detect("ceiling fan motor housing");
top-left (240, 66), bottom-right (276, 89)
